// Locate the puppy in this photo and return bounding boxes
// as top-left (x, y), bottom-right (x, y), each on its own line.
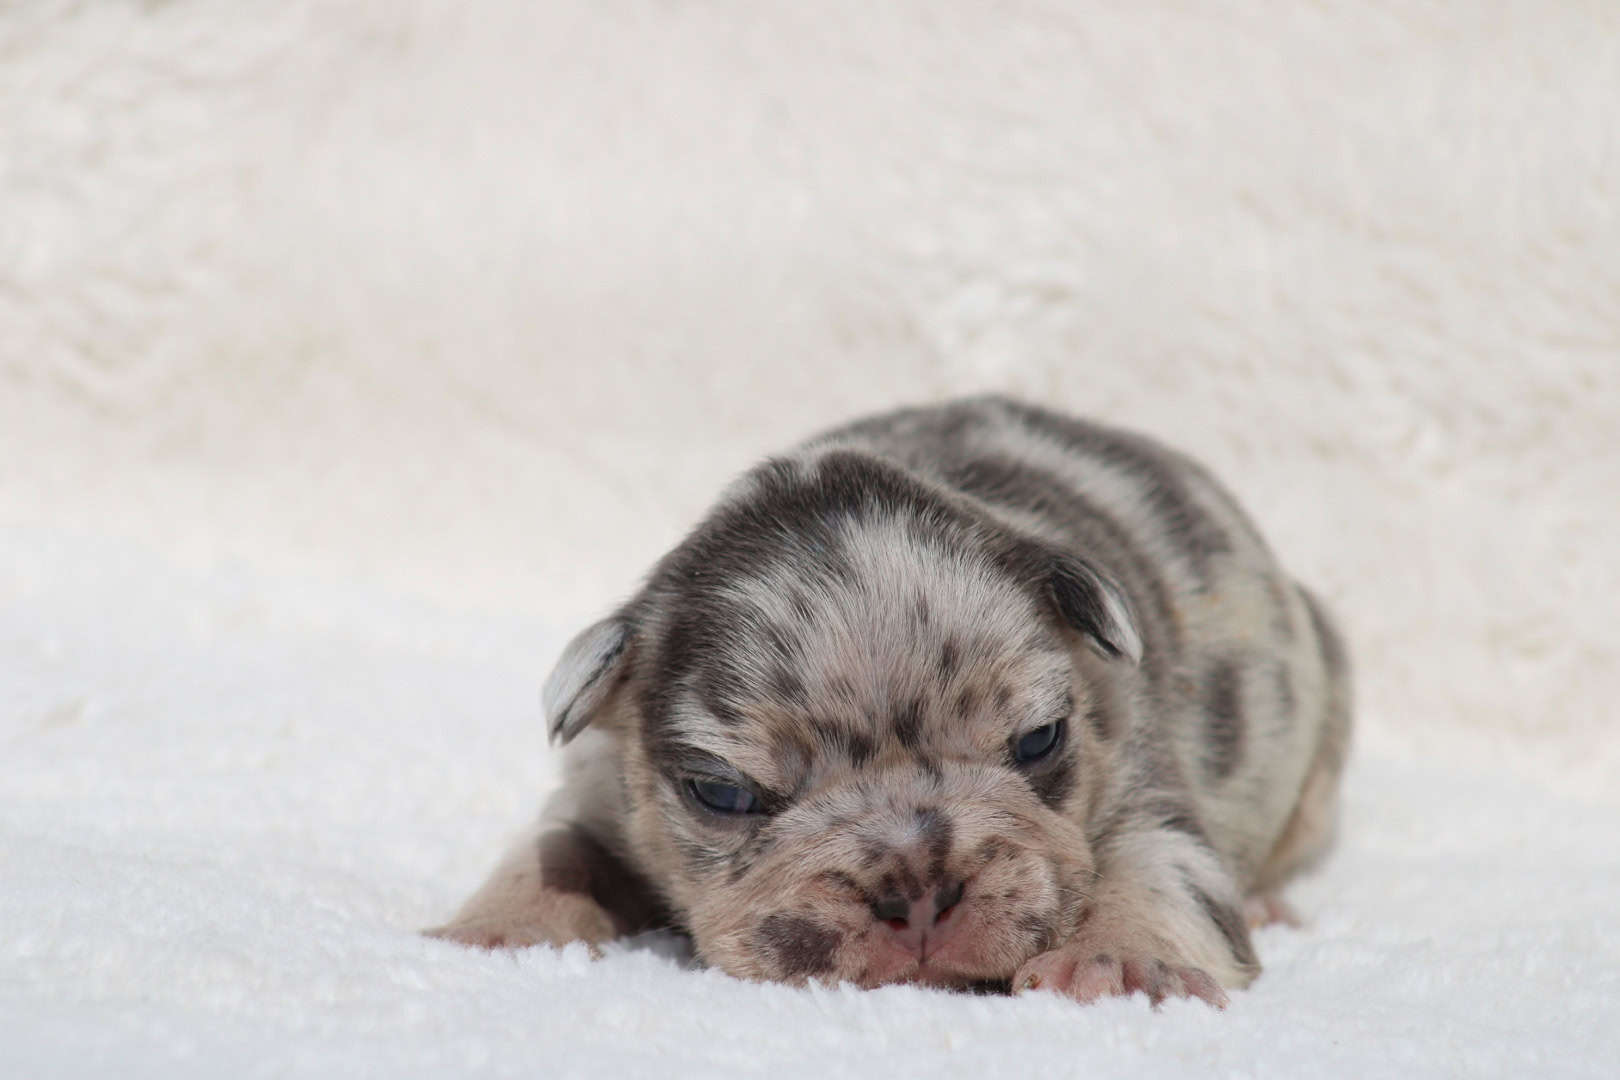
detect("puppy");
top-left (428, 396), bottom-right (1351, 1006)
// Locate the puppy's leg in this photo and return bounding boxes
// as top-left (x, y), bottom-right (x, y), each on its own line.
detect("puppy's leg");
top-left (426, 824), bottom-right (661, 951)
top-left (1251, 586), bottom-right (1353, 896)
top-left (1015, 821), bottom-right (1258, 1008)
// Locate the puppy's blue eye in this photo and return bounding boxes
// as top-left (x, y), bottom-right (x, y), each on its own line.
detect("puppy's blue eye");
top-left (687, 778), bottom-right (762, 815)
top-left (1013, 719), bottom-right (1065, 764)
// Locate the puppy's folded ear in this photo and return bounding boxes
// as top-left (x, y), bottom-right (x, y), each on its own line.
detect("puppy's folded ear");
top-left (543, 616), bottom-right (634, 745)
top-left (1048, 556), bottom-right (1143, 665)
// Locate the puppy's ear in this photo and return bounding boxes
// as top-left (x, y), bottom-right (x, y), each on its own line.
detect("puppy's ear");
top-left (543, 616), bottom-right (633, 745)
top-left (1048, 556), bottom-right (1143, 665)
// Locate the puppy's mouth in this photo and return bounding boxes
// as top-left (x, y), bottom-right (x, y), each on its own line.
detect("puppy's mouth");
top-left (913, 970), bottom-right (1016, 996)
top-left (842, 896), bottom-right (1056, 991)
top-left (903, 962), bottom-right (1011, 991)
top-left (858, 948), bottom-right (1029, 992)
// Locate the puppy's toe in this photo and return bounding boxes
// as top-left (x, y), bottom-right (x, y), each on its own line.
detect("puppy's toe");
top-left (1015, 947), bottom-right (1228, 1009)
top-left (1243, 893), bottom-right (1302, 929)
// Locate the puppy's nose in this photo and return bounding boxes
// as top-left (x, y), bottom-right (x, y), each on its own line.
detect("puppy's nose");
top-left (873, 879), bottom-right (966, 958)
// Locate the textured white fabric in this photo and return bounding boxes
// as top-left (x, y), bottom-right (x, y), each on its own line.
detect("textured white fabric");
top-left (3, 3), bottom-right (1617, 1076)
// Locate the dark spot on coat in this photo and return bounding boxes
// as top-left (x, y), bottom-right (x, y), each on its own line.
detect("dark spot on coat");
top-left (1157, 801), bottom-right (1208, 841)
top-left (697, 667), bottom-right (748, 727)
top-left (975, 837), bottom-right (1009, 865)
top-left (766, 666), bottom-right (808, 708)
top-left (1145, 791), bottom-right (1211, 844)
top-left (1027, 755), bottom-right (1076, 808)
top-left (893, 698), bottom-right (924, 749)
top-left (915, 756), bottom-right (944, 785)
top-left (938, 639), bottom-right (959, 679)
top-left (741, 828), bottom-right (778, 864)
top-left (1083, 698), bottom-right (1113, 741)
top-left (1203, 660), bottom-right (1245, 781)
top-left (1273, 664), bottom-right (1295, 727)
top-left (755, 914), bottom-right (840, 977)
top-left (1086, 794), bottom-right (1209, 852)
top-left (727, 830), bottom-right (780, 884)
top-left (786, 587), bottom-right (816, 625)
top-left (1185, 877), bottom-right (1259, 972)
top-left (843, 729), bottom-right (875, 766)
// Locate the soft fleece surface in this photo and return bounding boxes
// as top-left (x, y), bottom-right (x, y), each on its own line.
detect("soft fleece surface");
top-left (3, 3), bottom-right (1618, 1077)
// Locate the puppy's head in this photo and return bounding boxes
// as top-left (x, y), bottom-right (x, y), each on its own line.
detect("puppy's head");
top-left (545, 452), bottom-right (1141, 987)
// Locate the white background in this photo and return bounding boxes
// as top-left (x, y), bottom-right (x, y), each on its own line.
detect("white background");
top-left (3, 3), bottom-right (1617, 1076)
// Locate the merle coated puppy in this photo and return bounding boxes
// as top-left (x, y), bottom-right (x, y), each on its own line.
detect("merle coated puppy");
top-left (429, 396), bottom-right (1351, 1006)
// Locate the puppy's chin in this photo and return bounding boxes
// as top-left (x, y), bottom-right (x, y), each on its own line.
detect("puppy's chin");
top-left (850, 932), bottom-right (1040, 991)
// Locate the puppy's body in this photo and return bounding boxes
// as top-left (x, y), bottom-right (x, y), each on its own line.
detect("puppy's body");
top-left (431, 397), bottom-right (1350, 1005)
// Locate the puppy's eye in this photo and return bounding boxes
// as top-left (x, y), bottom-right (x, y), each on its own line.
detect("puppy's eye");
top-left (1012, 719), bottom-right (1065, 765)
top-left (686, 778), bottom-right (763, 815)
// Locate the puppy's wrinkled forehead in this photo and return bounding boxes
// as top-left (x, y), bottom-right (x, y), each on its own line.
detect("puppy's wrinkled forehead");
top-left (641, 476), bottom-right (1074, 792)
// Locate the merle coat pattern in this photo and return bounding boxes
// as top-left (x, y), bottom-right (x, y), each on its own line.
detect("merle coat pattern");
top-left (429, 396), bottom-right (1351, 1006)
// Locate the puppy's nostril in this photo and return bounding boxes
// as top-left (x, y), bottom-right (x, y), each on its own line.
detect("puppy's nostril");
top-left (871, 895), bottom-right (911, 926)
top-left (933, 879), bottom-right (965, 923)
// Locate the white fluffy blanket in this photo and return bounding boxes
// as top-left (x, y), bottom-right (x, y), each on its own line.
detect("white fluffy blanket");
top-left (3, 3), bottom-right (1616, 1076)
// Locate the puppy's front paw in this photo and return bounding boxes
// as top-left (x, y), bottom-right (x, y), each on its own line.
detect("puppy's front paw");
top-left (424, 891), bottom-right (617, 952)
top-left (1014, 946), bottom-right (1228, 1009)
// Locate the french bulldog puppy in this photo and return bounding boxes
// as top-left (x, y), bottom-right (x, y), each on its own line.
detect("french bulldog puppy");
top-left (428, 396), bottom-right (1351, 1006)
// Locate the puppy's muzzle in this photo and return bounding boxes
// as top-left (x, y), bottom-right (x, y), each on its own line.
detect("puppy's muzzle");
top-left (871, 877), bottom-right (967, 960)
